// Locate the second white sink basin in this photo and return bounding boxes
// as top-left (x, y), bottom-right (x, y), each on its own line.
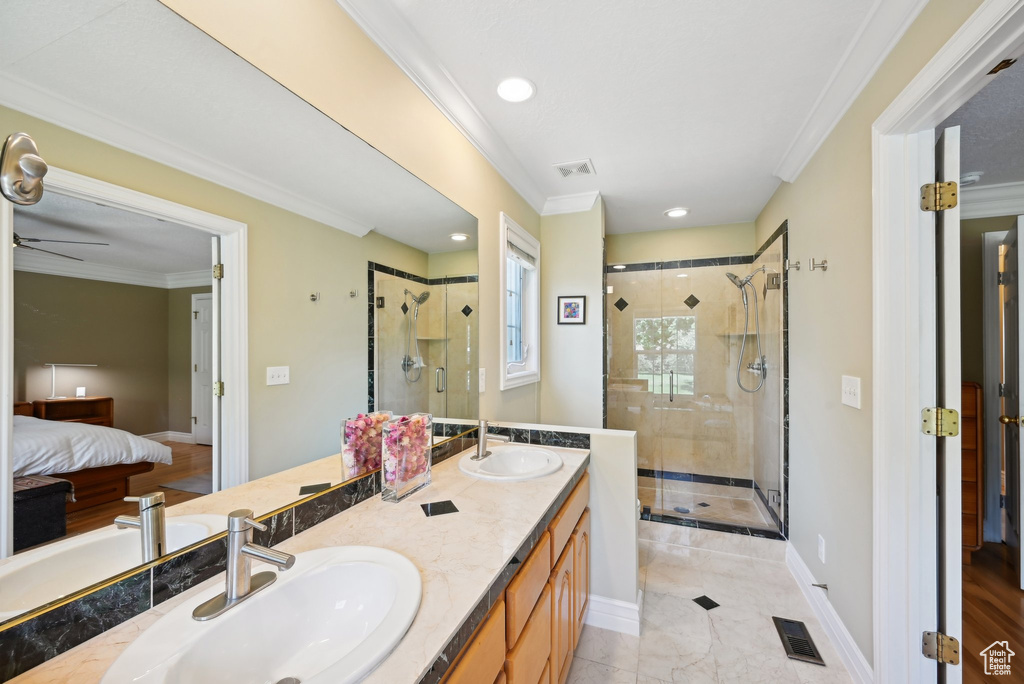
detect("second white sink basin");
top-left (0, 514), bottom-right (225, 621)
top-left (459, 444), bottom-right (563, 481)
top-left (102, 546), bottom-right (422, 684)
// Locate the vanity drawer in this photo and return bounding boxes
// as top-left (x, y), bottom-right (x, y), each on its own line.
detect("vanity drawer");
top-left (548, 472), bottom-right (589, 567)
top-left (506, 531), bottom-right (551, 650)
top-left (505, 584), bottom-right (551, 684)
top-left (446, 600), bottom-right (506, 684)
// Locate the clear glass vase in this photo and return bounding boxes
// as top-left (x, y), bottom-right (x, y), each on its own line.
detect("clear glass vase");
top-left (341, 411), bottom-right (392, 480)
top-left (382, 413), bottom-right (433, 502)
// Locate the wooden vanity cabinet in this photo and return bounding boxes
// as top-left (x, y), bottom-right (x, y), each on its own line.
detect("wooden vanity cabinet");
top-left (506, 532), bottom-right (552, 649)
top-left (549, 539), bottom-right (575, 684)
top-left (571, 508), bottom-right (591, 648)
top-left (446, 600), bottom-right (507, 684)
top-left (505, 584), bottom-right (552, 684)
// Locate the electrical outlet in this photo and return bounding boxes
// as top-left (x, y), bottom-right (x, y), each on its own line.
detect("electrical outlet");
top-left (841, 375), bottom-right (861, 409)
top-left (266, 366), bottom-right (290, 386)
top-left (818, 534), bottom-right (826, 564)
top-left (479, 368), bottom-right (486, 393)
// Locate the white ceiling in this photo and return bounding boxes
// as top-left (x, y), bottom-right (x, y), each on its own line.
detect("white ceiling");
top-left (341, 0), bottom-right (929, 234)
top-left (0, 0), bottom-right (477, 254)
top-left (943, 60), bottom-right (1024, 187)
top-left (14, 192), bottom-right (210, 276)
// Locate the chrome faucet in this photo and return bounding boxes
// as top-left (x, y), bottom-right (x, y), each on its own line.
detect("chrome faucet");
top-left (472, 419), bottom-right (511, 460)
top-left (114, 492), bottom-right (167, 563)
top-left (192, 509), bottom-right (295, 621)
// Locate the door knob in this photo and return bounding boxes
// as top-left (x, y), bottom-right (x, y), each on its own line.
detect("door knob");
top-left (999, 415), bottom-right (1022, 426)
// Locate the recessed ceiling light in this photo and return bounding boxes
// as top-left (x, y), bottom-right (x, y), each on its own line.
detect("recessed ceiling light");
top-left (676, 274), bottom-right (688, 278)
top-left (664, 207), bottom-right (689, 218)
top-left (960, 171), bottom-right (983, 187)
top-left (612, 264), bottom-right (626, 270)
top-left (497, 77), bottom-right (536, 103)
top-left (450, 233), bottom-right (469, 242)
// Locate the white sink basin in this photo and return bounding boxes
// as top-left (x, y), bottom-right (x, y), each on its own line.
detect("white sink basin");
top-left (102, 546), bottom-right (422, 684)
top-left (459, 444), bottom-right (563, 481)
top-left (0, 514), bottom-right (225, 621)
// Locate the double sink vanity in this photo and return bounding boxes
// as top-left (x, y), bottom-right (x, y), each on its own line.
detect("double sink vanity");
top-left (5, 434), bottom-right (591, 684)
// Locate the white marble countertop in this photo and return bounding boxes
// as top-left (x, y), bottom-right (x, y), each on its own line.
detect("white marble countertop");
top-left (12, 443), bottom-right (589, 683)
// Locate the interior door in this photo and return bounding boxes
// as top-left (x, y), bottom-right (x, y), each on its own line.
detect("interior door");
top-left (192, 293), bottom-right (214, 446)
top-left (1001, 222), bottom-right (1023, 588)
top-left (935, 125), bottom-right (963, 683)
top-left (209, 237), bottom-right (221, 492)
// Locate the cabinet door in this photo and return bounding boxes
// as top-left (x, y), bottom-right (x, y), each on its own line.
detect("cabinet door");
top-left (572, 508), bottom-right (591, 648)
top-left (549, 539), bottom-right (575, 684)
top-left (447, 600), bottom-right (506, 684)
top-left (506, 584), bottom-right (551, 684)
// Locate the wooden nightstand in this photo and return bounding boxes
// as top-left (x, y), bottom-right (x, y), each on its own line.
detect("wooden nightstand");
top-left (33, 396), bottom-right (114, 427)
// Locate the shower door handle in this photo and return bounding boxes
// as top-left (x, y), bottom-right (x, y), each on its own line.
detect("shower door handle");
top-left (669, 370), bottom-right (674, 402)
top-left (436, 367), bottom-right (446, 393)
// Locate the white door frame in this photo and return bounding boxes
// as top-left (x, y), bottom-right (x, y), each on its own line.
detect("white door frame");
top-left (0, 166), bottom-right (249, 556)
top-left (873, 1), bottom-right (1024, 681)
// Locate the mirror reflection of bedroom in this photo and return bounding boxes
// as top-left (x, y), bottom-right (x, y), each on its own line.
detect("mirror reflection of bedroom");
top-left (12, 191), bottom-right (214, 551)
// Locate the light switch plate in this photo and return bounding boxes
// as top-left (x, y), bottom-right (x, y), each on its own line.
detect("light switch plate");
top-left (818, 534), bottom-right (826, 564)
top-left (841, 375), bottom-right (861, 409)
top-left (267, 366), bottom-right (290, 386)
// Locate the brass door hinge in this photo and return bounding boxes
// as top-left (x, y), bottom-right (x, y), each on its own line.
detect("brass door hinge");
top-left (922, 631), bottom-right (960, 665)
top-left (193, 310), bottom-right (199, 319)
top-left (213, 381), bottom-right (224, 397)
top-left (192, 416), bottom-right (197, 425)
top-left (921, 407), bottom-right (959, 437)
top-left (213, 263), bottom-right (224, 280)
top-left (921, 182), bottom-right (958, 211)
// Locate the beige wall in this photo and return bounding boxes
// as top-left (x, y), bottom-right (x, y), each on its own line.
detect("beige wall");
top-left (753, 0), bottom-right (986, 659)
top-left (539, 202), bottom-right (606, 428)
top-left (961, 216), bottom-right (1016, 384)
top-left (1, 104), bottom-right (433, 479)
top-left (13, 272), bottom-right (170, 436)
top-left (160, 0), bottom-right (542, 424)
top-left (607, 222), bottom-right (756, 264)
top-left (168, 286), bottom-right (213, 433)
top-left (426, 250), bottom-right (477, 279)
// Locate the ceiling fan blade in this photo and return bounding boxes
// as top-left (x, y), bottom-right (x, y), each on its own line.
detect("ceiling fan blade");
top-left (17, 244), bottom-right (84, 261)
top-left (17, 237), bottom-right (109, 246)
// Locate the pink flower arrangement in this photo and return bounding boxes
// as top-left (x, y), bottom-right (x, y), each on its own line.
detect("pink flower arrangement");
top-left (382, 413), bottom-right (432, 501)
top-left (342, 411), bottom-right (391, 479)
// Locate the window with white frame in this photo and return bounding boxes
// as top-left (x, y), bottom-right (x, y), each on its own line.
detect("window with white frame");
top-left (499, 212), bottom-right (540, 389)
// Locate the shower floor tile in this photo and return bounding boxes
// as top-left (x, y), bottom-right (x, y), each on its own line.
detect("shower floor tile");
top-left (638, 475), bottom-right (754, 500)
top-left (638, 483), bottom-right (770, 529)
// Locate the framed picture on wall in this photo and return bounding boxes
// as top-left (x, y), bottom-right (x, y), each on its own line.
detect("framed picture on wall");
top-left (557, 295), bottom-right (586, 325)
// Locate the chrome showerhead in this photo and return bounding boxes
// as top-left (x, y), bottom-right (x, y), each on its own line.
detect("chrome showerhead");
top-left (404, 289), bottom-right (430, 305)
top-left (726, 272), bottom-right (746, 288)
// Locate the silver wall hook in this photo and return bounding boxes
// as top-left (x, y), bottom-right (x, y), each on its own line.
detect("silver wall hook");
top-left (809, 258), bottom-right (828, 272)
top-left (0, 133), bottom-right (48, 205)
top-left (309, 292), bottom-right (320, 302)
top-left (784, 259), bottom-right (801, 271)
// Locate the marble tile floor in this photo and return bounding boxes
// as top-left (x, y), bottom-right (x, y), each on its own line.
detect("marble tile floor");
top-left (566, 539), bottom-right (852, 684)
top-left (637, 483), bottom-right (769, 528)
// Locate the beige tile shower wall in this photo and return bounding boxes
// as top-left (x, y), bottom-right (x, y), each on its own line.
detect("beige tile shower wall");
top-left (752, 241), bottom-right (784, 524)
top-left (375, 274), bottom-right (429, 418)
top-left (606, 265), bottom-right (753, 481)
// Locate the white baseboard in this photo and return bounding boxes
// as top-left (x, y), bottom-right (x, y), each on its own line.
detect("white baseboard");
top-left (583, 589), bottom-right (643, 636)
top-left (142, 431), bottom-right (196, 444)
top-left (786, 543), bottom-right (873, 683)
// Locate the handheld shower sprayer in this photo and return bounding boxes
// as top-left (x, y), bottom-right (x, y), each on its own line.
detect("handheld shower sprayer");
top-left (725, 267), bottom-right (772, 393)
top-left (401, 289), bottom-right (432, 381)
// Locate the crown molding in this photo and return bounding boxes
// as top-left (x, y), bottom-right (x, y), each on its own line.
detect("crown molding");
top-left (0, 73), bottom-right (373, 237)
top-left (336, 0), bottom-right (547, 213)
top-left (961, 180), bottom-right (1024, 219)
top-left (542, 191), bottom-right (601, 216)
top-left (14, 251), bottom-right (211, 289)
top-left (773, 0), bottom-right (930, 182)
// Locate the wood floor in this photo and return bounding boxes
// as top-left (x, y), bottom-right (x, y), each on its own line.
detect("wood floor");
top-left (64, 442), bottom-right (212, 537)
top-left (963, 542), bottom-right (1024, 683)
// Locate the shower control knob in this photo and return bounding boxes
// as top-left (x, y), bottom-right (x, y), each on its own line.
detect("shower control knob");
top-left (999, 414), bottom-right (1022, 426)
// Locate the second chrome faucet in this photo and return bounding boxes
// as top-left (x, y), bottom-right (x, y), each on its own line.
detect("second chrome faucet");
top-left (192, 509), bottom-right (295, 621)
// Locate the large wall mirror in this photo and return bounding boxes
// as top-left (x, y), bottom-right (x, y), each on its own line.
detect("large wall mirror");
top-left (0, 0), bottom-right (478, 626)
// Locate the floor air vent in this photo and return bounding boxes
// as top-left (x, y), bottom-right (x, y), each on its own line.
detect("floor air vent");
top-left (772, 617), bottom-right (825, 666)
top-left (553, 158), bottom-right (595, 178)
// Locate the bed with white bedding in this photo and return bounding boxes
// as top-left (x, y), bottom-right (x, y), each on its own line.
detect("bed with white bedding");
top-left (13, 415), bottom-right (172, 478)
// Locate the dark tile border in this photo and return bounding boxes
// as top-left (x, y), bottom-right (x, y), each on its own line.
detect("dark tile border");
top-left (605, 254), bottom-right (754, 274)
top-left (643, 512), bottom-right (786, 541)
top-left (637, 468), bottom-right (754, 489)
top-left (366, 262), bottom-right (478, 412)
top-left (418, 454), bottom-right (591, 684)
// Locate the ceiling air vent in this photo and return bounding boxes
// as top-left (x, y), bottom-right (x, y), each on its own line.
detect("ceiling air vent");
top-left (553, 158), bottom-right (596, 178)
